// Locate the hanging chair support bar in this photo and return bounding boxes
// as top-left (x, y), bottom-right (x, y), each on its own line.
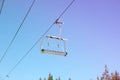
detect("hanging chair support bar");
top-left (55, 19), bottom-right (63, 37)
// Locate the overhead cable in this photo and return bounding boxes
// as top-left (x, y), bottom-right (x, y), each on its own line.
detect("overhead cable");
top-left (0, 0), bottom-right (36, 64)
top-left (0, 0), bottom-right (5, 15)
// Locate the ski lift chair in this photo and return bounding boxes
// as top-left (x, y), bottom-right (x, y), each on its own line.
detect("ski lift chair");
top-left (40, 19), bottom-right (67, 56)
top-left (41, 35), bottom-right (67, 56)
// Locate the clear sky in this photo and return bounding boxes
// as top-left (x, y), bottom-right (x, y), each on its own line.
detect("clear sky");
top-left (0, 0), bottom-right (120, 80)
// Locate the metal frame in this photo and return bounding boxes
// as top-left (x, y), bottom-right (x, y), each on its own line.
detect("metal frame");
top-left (40, 36), bottom-right (67, 56)
top-left (40, 19), bottom-right (67, 56)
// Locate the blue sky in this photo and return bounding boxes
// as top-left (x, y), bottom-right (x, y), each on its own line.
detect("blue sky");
top-left (0, 0), bottom-right (120, 80)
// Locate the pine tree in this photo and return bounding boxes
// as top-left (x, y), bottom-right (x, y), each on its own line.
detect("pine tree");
top-left (48, 73), bottom-right (53, 80)
top-left (39, 78), bottom-right (42, 80)
top-left (97, 65), bottom-right (120, 80)
top-left (68, 78), bottom-right (71, 80)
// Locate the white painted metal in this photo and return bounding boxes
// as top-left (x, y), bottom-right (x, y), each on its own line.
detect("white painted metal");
top-left (41, 49), bottom-right (67, 56)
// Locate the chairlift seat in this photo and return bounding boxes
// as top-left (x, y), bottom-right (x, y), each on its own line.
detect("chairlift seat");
top-left (41, 49), bottom-right (67, 56)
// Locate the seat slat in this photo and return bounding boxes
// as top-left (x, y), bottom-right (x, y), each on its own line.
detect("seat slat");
top-left (41, 49), bottom-right (67, 56)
